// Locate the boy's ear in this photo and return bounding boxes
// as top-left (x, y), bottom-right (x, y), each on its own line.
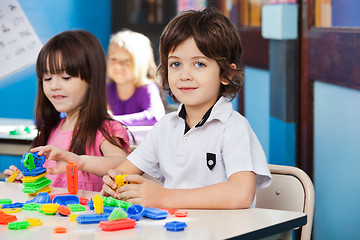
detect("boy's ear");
top-left (221, 63), bottom-right (237, 85)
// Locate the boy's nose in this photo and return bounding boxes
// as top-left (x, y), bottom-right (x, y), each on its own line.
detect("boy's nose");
top-left (179, 67), bottom-right (192, 81)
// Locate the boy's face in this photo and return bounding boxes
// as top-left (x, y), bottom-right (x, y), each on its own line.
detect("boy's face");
top-left (168, 37), bottom-right (227, 113)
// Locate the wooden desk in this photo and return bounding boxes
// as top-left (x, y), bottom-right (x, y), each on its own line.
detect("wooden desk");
top-left (0, 182), bottom-right (306, 240)
top-left (0, 118), bottom-right (152, 156)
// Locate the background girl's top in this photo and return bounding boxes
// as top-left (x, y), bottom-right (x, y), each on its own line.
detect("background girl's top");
top-left (106, 81), bottom-right (165, 126)
top-left (44, 119), bottom-right (129, 191)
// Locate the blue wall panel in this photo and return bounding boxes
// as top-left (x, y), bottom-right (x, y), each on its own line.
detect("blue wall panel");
top-left (313, 81), bottom-right (360, 239)
top-left (244, 66), bottom-right (270, 160)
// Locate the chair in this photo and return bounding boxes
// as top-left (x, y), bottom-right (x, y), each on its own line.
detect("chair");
top-left (256, 164), bottom-right (315, 240)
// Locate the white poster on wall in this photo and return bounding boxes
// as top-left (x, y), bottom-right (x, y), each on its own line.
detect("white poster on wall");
top-left (0, 0), bottom-right (42, 81)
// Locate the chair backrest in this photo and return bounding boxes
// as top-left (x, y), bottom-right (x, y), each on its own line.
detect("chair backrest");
top-left (256, 164), bottom-right (315, 240)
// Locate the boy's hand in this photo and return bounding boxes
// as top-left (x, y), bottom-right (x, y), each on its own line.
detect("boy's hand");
top-left (4, 165), bottom-right (23, 183)
top-left (115, 174), bottom-right (166, 207)
top-left (31, 145), bottom-right (80, 174)
top-left (100, 169), bottom-right (119, 197)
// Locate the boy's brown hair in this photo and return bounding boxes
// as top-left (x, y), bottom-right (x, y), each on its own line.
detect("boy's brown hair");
top-left (158, 7), bottom-right (244, 101)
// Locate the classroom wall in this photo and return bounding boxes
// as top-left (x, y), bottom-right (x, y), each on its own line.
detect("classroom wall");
top-left (0, 0), bottom-right (111, 172)
top-left (243, 66), bottom-right (270, 161)
top-left (313, 81), bottom-right (360, 239)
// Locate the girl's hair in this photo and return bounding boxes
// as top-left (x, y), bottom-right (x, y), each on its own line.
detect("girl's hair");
top-left (158, 7), bottom-right (244, 101)
top-left (108, 30), bottom-right (157, 87)
top-left (33, 30), bottom-right (125, 154)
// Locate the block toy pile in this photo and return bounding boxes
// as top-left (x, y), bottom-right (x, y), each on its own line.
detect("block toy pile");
top-left (21, 152), bottom-right (52, 196)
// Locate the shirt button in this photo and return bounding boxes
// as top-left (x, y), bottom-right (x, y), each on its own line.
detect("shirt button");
top-left (183, 137), bottom-right (189, 142)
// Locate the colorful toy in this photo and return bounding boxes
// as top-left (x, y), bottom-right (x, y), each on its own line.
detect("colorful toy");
top-left (174, 210), bottom-right (188, 217)
top-left (93, 194), bottom-right (103, 214)
top-left (99, 218), bottom-right (136, 231)
top-left (66, 162), bottom-right (78, 195)
top-left (0, 211), bottom-right (17, 225)
top-left (8, 221), bottom-right (30, 230)
top-left (70, 214), bottom-right (79, 222)
top-left (25, 192), bottom-right (51, 204)
top-left (75, 213), bottom-right (110, 224)
top-left (67, 204), bottom-right (85, 212)
top-left (1, 202), bottom-right (24, 209)
top-left (6, 170), bottom-right (20, 183)
top-left (53, 226), bottom-right (67, 233)
top-left (0, 199), bottom-right (12, 205)
top-left (22, 203), bottom-right (41, 211)
top-left (115, 174), bottom-right (135, 188)
top-left (20, 152), bottom-right (52, 195)
top-left (53, 195), bottom-right (80, 206)
top-left (2, 208), bottom-right (21, 214)
top-left (26, 218), bottom-right (43, 226)
top-left (108, 208), bottom-right (127, 221)
top-left (144, 207), bottom-right (168, 220)
top-left (40, 203), bottom-right (60, 215)
top-left (164, 221), bottom-right (187, 231)
top-left (58, 206), bottom-right (71, 216)
top-left (126, 204), bottom-right (145, 221)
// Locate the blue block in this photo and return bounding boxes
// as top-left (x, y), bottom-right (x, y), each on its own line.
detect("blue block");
top-left (261, 4), bottom-right (298, 40)
top-left (144, 207), bottom-right (168, 220)
top-left (127, 204), bottom-right (145, 221)
top-left (53, 195), bottom-right (80, 206)
top-left (75, 213), bottom-right (110, 224)
top-left (165, 221), bottom-right (187, 231)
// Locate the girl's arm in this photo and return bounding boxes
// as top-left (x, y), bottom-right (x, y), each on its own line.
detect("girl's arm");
top-left (105, 170), bottom-right (256, 209)
top-left (31, 140), bottom-right (128, 177)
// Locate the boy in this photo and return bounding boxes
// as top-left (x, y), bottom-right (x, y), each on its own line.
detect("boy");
top-left (101, 7), bottom-right (271, 209)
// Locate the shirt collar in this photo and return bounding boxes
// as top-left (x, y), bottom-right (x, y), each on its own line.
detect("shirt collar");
top-left (177, 97), bottom-right (233, 134)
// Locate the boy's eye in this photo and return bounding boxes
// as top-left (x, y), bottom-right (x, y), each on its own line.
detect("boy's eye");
top-left (170, 62), bottom-right (180, 68)
top-left (195, 62), bottom-right (206, 68)
top-left (43, 75), bottom-right (52, 81)
top-left (62, 76), bottom-right (71, 80)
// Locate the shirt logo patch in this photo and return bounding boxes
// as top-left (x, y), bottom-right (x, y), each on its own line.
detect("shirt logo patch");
top-left (206, 153), bottom-right (216, 170)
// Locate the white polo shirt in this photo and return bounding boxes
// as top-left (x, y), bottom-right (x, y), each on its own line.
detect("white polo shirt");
top-left (128, 97), bottom-right (272, 190)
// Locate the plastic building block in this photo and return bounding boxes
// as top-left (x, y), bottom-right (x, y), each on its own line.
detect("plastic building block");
top-left (0, 199), bottom-right (12, 205)
top-left (93, 194), bottom-right (104, 214)
top-left (26, 192), bottom-right (51, 204)
top-left (0, 211), bottom-right (17, 224)
top-left (2, 208), bottom-right (21, 214)
top-left (32, 151), bottom-right (46, 167)
top-left (6, 170), bottom-right (20, 183)
top-left (21, 153), bottom-right (35, 171)
top-left (144, 207), bottom-right (168, 220)
top-left (75, 213), bottom-right (110, 224)
top-left (67, 204), bottom-right (85, 212)
top-left (126, 205), bottom-right (145, 221)
top-left (22, 177), bottom-right (52, 193)
top-left (103, 206), bottom-right (117, 214)
top-left (22, 167), bottom-right (47, 177)
top-left (70, 214), bottom-right (79, 222)
top-left (58, 205), bottom-right (71, 216)
top-left (8, 221), bottom-right (30, 230)
top-left (53, 226), bottom-right (67, 233)
top-left (115, 174), bottom-right (135, 188)
top-left (1, 202), bottom-right (24, 209)
top-left (99, 218), bottom-right (136, 231)
top-left (160, 208), bottom-right (178, 215)
top-left (79, 196), bottom-right (89, 205)
top-left (40, 203), bottom-right (60, 215)
top-left (108, 208), bottom-right (127, 221)
top-left (66, 162), bottom-right (78, 195)
top-left (174, 210), bottom-right (188, 217)
top-left (53, 195), bottom-right (80, 206)
top-left (164, 221), bottom-right (187, 231)
top-left (100, 196), bottom-right (133, 210)
top-left (87, 198), bottom-right (94, 210)
top-left (28, 186), bottom-right (52, 196)
top-left (22, 173), bottom-right (47, 183)
top-left (22, 203), bottom-right (41, 211)
top-left (26, 218), bottom-right (43, 226)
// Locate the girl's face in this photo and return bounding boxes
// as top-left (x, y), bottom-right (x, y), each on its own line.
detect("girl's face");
top-left (42, 72), bottom-right (89, 116)
top-left (107, 44), bottom-right (135, 86)
top-left (168, 37), bottom-right (228, 113)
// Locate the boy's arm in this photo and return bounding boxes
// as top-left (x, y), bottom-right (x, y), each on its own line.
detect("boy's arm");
top-left (119, 171), bottom-right (256, 209)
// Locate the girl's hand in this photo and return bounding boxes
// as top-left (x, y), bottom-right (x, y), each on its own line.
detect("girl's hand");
top-left (31, 145), bottom-right (80, 175)
top-left (100, 169), bottom-right (119, 197)
top-left (3, 165), bottom-right (23, 183)
top-left (115, 175), bottom-right (166, 207)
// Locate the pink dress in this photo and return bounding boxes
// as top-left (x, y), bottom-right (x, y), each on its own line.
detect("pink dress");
top-left (44, 119), bottom-right (129, 192)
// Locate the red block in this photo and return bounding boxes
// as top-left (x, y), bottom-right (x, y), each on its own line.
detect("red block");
top-left (99, 218), bottom-right (136, 231)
